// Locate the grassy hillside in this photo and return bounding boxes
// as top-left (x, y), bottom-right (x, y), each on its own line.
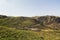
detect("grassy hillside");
top-left (0, 15), bottom-right (60, 30)
top-left (0, 15), bottom-right (37, 29)
top-left (0, 15), bottom-right (60, 40)
top-left (0, 26), bottom-right (43, 40)
top-left (0, 26), bottom-right (60, 40)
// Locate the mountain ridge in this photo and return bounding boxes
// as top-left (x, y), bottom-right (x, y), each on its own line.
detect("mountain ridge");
top-left (0, 15), bottom-right (60, 30)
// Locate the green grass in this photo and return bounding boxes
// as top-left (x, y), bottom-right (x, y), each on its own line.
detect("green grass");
top-left (0, 26), bottom-right (43, 40)
top-left (0, 26), bottom-right (60, 40)
top-left (37, 31), bottom-right (60, 40)
top-left (0, 15), bottom-right (60, 40)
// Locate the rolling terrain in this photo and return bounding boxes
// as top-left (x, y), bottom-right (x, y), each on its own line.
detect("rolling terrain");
top-left (0, 15), bottom-right (60, 40)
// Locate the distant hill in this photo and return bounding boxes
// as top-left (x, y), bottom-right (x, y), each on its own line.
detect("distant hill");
top-left (0, 15), bottom-right (60, 30)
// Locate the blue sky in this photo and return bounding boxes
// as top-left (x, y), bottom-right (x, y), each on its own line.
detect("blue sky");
top-left (0, 0), bottom-right (60, 16)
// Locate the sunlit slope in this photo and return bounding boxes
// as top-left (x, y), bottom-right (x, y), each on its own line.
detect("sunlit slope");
top-left (0, 26), bottom-right (60, 40)
top-left (0, 26), bottom-right (43, 40)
